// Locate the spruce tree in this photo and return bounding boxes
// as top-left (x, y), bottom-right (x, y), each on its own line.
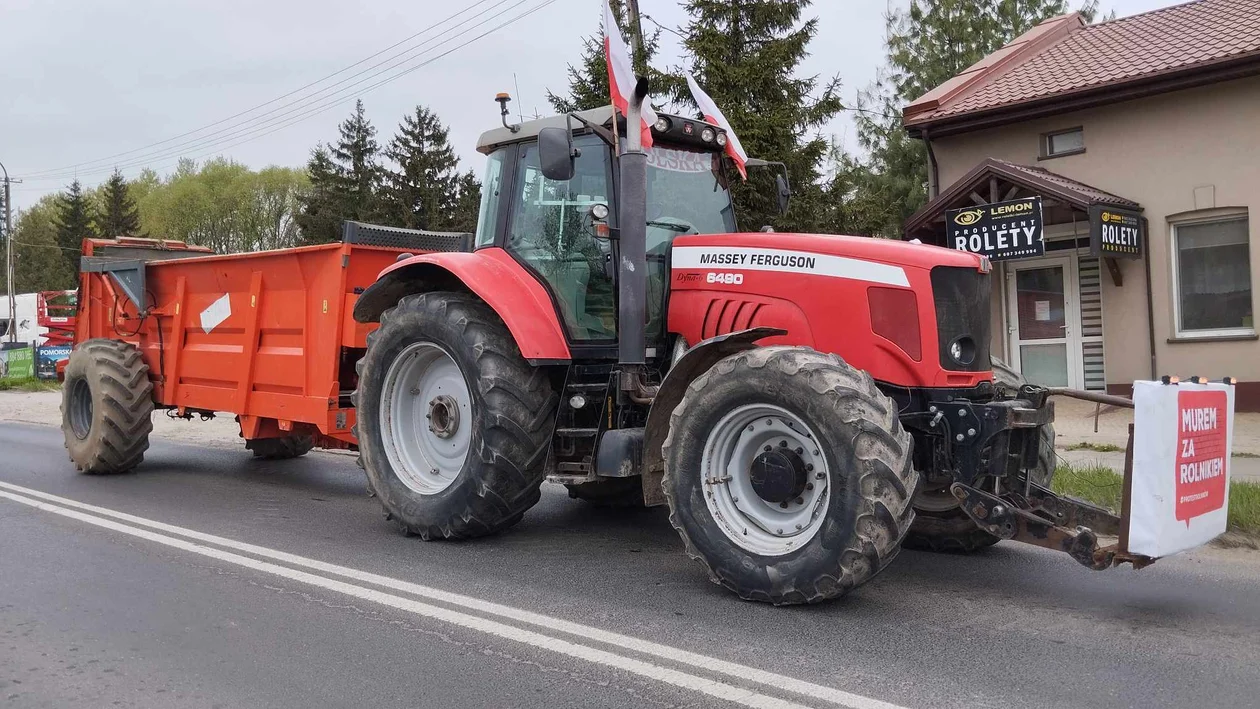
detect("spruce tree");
top-left (96, 169), bottom-right (144, 237)
top-left (448, 171), bottom-right (483, 234)
top-left (54, 180), bottom-right (95, 276)
top-left (833, 0), bottom-right (1104, 237)
top-left (296, 146), bottom-right (345, 245)
top-left (547, 0), bottom-right (664, 114)
top-left (381, 105), bottom-right (461, 231)
top-left (675, 0), bottom-right (842, 232)
top-left (296, 100), bottom-right (383, 244)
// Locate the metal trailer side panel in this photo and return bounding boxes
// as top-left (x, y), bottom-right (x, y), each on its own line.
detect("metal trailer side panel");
top-left (76, 241), bottom-right (411, 444)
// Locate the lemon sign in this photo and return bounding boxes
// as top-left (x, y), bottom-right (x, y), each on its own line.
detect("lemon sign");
top-left (945, 197), bottom-right (1044, 261)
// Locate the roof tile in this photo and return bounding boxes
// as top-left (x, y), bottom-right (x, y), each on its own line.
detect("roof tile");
top-left (907, 0), bottom-right (1260, 123)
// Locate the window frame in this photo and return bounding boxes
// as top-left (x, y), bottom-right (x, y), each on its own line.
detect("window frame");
top-left (1039, 126), bottom-right (1086, 160)
top-left (1170, 212), bottom-right (1254, 339)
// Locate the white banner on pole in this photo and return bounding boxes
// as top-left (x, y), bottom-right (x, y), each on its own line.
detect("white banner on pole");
top-left (1128, 380), bottom-right (1234, 557)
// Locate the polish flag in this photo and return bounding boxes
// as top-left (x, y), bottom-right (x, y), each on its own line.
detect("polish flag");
top-left (686, 73), bottom-right (748, 180)
top-left (604, 0), bottom-right (656, 149)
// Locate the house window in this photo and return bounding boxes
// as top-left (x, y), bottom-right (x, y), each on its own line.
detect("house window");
top-left (1172, 215), bottom-right (1253, 337)
top-left (1041, 127), bottom-right (1085, 158)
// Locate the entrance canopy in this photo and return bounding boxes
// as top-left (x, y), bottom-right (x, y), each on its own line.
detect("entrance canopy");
top-left (905, 158), bottom-right (1139, 243)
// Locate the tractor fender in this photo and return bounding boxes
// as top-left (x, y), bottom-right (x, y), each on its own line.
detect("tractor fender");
top-left (640, 327), bottom-right (787, 507)
top-left (353, 248), bottom-right (571, 363)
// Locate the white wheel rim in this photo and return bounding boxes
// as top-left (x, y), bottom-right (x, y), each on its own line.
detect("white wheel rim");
top-left (701, 404), bottom-right (830, 556)
top-left (379, 342), bottom-right (472, 495)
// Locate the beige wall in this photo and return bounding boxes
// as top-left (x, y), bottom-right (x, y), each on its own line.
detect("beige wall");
top-left (930, 75), bottom-right (1260, 388)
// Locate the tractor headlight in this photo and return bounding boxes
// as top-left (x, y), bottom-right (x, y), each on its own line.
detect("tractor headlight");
top-left (654, 116), bottom-right (671, 133)
top-left (716, 131), bottom-right (728, 147)
top-left (701, 127), bottom-right (716, 143)
top-left (949, 336), bottom-right (976, 366)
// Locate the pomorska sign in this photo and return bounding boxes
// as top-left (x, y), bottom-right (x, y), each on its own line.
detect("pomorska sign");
top-left (946, 197), bottom-right (1044, 261)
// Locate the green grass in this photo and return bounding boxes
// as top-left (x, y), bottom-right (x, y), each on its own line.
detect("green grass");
top-left (1052, 464), bottom-right (1260, 538)
top-left (0, 377), bottom-right (61, 392)
top-left (1064, 442), bottom-right (1126, 453)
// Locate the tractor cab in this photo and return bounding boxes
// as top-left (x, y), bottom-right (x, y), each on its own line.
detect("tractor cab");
top-left (472, 104), bottom-right (737, 348)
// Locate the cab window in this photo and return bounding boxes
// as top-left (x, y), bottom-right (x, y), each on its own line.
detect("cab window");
top-left (474, 148), bottom-right (508, 248)
top-left (508, 134), bottom-right (615, 341)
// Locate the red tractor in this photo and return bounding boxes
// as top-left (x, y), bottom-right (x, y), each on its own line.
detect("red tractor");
top-left (349, 96), bottom-right (1125, 605)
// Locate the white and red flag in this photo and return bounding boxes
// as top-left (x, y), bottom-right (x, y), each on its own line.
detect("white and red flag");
top-left (686, 73), bottom-right (749, 180)
top-left (603, 0), bottom-right (656, 149)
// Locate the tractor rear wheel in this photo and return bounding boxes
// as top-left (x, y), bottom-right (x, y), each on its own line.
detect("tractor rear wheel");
top-left (353, 292), bottom-right (558, 540)
top-left (61, 338), bottom-right (155, 474)
top-left (903, 357), bottom-right (1057, 553)
top-left (565, 477), bottom-right (644, 508)
top-left (663, 346), bottom-right (917, 605)
top-left (246, 435), bottom-right (314, 460)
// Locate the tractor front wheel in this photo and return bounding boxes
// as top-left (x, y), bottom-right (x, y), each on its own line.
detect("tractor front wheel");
top-left (61, 339), bottom-right (155, 474)
top-left (353, 292), bottom-right (558, 540)
top-left (246, 435), bottom-right (314, 460)
top-left (663, 346), bottom-right (917, 605)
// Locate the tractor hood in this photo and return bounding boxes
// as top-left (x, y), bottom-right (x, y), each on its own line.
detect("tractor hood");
top-left (671, 231), bottom-right (986, 275)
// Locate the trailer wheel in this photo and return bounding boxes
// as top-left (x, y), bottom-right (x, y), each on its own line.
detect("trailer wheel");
top-left (353, 292), bottom-right (557, 540)
top-left (61, 339), bottom-right (155, 474)
top-left (246, 435), bottom-right (314, 460)
top-left (662, 346), bottom-right (917, 605)
top-left (903, 357), bottom-right (1057, 553)
top-left (565, 477), bottom-right (644, 508)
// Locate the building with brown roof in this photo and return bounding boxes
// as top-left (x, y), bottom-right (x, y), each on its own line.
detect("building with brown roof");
top-left (902, 0), bottom-right (1260, 408)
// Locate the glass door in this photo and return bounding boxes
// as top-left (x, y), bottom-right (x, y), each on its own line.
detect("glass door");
top-left (1006, 256), bottom-right (1080, 388)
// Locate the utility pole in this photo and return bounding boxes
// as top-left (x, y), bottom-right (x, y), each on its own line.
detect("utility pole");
top-left (0, 161), bottom-right (18, 343)
top-left (625, 0), bottom-right (645, 59)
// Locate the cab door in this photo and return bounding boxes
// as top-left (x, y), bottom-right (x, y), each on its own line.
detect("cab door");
top-left (504, 134), bottom-right (617, 344)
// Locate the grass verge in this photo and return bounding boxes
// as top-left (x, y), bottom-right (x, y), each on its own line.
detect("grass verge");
top-left (0, 377), bottom-right (61, 393)
top-left (1052, 464), bottom-right (1260, 541)
top-left (1064, 441), bottom-right (1125, 453)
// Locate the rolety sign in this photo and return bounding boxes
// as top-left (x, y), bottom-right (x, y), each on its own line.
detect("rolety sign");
top-left (946, 197), bottom-right (1044, 261)
top-left (1089, 205), bottom-right (1143, 259)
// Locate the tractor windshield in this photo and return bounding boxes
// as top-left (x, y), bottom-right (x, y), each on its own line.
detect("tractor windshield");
top-left (643, 143), bottom-right (737, 255)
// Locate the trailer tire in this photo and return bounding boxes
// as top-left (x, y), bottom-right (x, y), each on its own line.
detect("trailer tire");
top-left (663, 346), bottom-right (917, 605)
top-left (246, 435), bottom-right (314, 460)
top-left (353, 292), bottom-right (558, 540)
top-left (565, 477), bottom-right (644, 508)
top-left (61, 339), bottom-right (155, 475)
top-left (903, 357), bottom-right (1057, 553)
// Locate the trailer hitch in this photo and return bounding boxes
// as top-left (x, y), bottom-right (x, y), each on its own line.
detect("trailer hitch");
top-left (950, 483), bottom-right (1154, 571)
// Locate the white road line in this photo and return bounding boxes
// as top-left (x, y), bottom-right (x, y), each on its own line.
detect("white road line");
top-left (0, 488), bottom-right (809, 709)
top-left (0, 480), bottom-right (911, 709)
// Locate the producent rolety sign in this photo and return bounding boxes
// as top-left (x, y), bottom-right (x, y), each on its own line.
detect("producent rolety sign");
top-left (1089, 205), bottom-right (1143, 259)
top-left (946, 197), bottom-right (1044, 261)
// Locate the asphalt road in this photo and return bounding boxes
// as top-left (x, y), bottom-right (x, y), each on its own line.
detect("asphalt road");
top-left (3, 422), bottom-right (1260, 709)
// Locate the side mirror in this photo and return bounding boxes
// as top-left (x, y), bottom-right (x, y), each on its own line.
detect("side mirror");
top-left (775, 173), bottom-right (792, 216)
top-left (538, 126), bottom-right (577, 181)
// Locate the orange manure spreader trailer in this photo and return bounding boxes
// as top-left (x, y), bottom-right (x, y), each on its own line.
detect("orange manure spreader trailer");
top-left (62, 223), bottom-right (470, 472)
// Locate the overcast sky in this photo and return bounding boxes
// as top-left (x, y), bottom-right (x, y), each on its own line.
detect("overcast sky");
top-left (3, 0), bottom-right (1182, 211)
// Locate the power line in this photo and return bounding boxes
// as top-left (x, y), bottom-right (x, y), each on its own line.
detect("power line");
top-left (20, 0), bottom-right (529, 181)
top-left (642, 13), bottom-right (687, 41)
top-left (21, 0), bottom-right (556, 182)
top-left (19, 0), bottom-right (505, 179)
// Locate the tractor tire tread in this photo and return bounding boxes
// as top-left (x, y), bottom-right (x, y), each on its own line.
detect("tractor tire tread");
top-left (61, 338), bottom-right (154, 475)
top-left (352, 292), bottom-right (557, 540)
top-left (662, 346), bottom-right (918, 605)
